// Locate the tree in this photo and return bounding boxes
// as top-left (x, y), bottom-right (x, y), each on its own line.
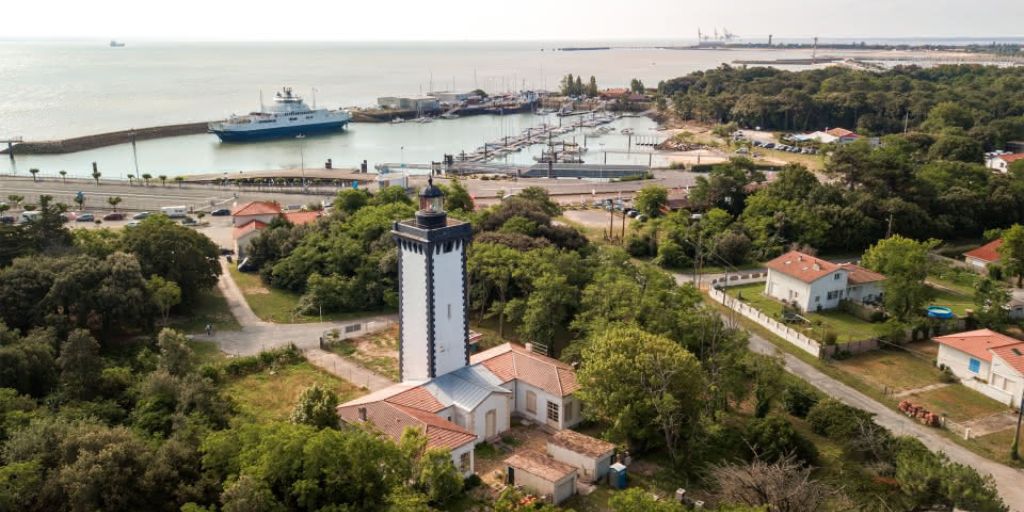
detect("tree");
top-left (974, 278), bottom-right (1010, 328)
top-left (7, 195), bottom-right (24, 209)
top-left (744, 415), bottom-right (817, 464)
top-left (334, 188), bottom-right (370, 214)
top-left (59, 170), bottom-right (67, 184)
top-left (141, 173), bottom-right (152, 186)
top-left (610, 487), bottom-right (684, 512)
top-left (862, 235), bottom-right (938, 320)
top-left (587, 76), bottom-right (599, 98)
top-left (174, 176), bottom-right (185, 188)
top-left (290, 383), bottom-right (340, 429)
top-left (516, 186), bottom-right (561, 217)
top-left (999, 224), bottom-right (1024, 287)
top-left (107, 195), bottom-right (122, 212)
top-left (221, 475), bottom-right (285, 512)
top-left (467, 243), bottom-right (522, 336)
top-left (372, 185), bottom-right (412, 206)
top-left (56, 329), bottom-right (102, 400)
top-left (148, 275), bottom-right (182, 325)
top-left (158, 175), bottom-right (168, 187)
top-left (576, 325), bottom-right (705, 462)
top-left (633, 185), bottom-right (669, 218)
top-left (629, 78), bottom-right (645, 94)
top-left (92, 170), bottom-right (101, 185)
top-left (28, 168), bottom-right (39, 182)
top-left (156, 328), bottom-right (194, 376)
top-left (441, 178), bottom-right (474, 212)
top-left (413, 448), bottom-right (462, 505)
top-left (73, 193), bottom-right (85, 210)
top-left (120, 216), bottom-right (221, 304)
top-left (710, 456), bottom-right (837, 512)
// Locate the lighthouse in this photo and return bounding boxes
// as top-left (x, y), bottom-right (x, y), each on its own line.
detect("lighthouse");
top-left (392, 178), bottom-right (473, 382)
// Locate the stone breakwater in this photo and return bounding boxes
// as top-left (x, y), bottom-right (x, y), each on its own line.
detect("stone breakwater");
top-left (2, 122), bottom-right (211, 155)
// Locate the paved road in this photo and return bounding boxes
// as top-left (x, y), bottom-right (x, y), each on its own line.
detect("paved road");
top-left (721, 309), bottom-right (1024, 511)
top-left (208, 259), bottom-right (396, 390)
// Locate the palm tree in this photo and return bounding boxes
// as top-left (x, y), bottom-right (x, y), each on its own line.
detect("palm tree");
top-left (29, 168), bottom-right (39, 182)
top-left (92, 171), bottom-right (102, 186)
top-left (107, 196), bottom-right (122, 212)
top-left (74, 194), bottom-right (85, 210)
top-left (0, 203), bottom-right (9, 216)
top-left (6, 195), bottom-right (23, 210)
top-left (174, 176), bottom-right (185, 189)
top-left (158, 175), bottom-right (168, 187)
top-left (59, 170), bottom-right (67, 184)
top-left (127, 175), bottom-right (135, 186)
top-left (141, 173), bottom-right (152, 187)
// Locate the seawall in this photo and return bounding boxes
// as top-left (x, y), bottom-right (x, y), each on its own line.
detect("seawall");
top-left (2, 122), bottom-right (211, 155)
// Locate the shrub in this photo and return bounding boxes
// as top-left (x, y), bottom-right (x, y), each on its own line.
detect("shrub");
top-left (806, 398), bottom-right (874, 440)
top-left (939, 366), bottom-right (958, 384)
top-left (463, 473), bottom-right (482, 490)
top-left (781, 384), bottom-right (819, 418)
top-left (744, 415), bottom-right (818, 464)
top-left (822, 330), bottom-right (838, 345)
top-left (222, 344), bottom-right (303, 378)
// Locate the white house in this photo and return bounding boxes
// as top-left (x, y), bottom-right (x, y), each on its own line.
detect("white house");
top-left (793, 127), bottom-right (861, 145)
top-left (505, 450), bottom-right (578, 505)
top-left (231, 200), bottom-right (282, 227)
top-left (964, 239), bottom-right (1003, 270)
top-left (337, 180), bottom-right (582, 475)
top-left (935, 329), bottom-right (1024, 408)
top-left (764, 251), bottom-right (885, 312)
top-left (233, 220), bottom-right (268, 259)
top-left (546, 430), bottom-right (616, 483)
top-left (986, 153), bottom-right (1024, 173)
top-left (232, 210), bottom-right (322, 259)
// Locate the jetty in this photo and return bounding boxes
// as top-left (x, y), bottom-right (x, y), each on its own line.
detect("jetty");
top-left (2, 122), bottom-right (210, 155)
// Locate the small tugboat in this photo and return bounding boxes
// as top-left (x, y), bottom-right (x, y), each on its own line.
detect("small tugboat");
top-left (209, 87), bottom-right (352, 142)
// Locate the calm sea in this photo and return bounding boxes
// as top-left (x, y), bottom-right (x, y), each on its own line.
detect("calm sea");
top-left (0, 40), bottom-right (1018, 176)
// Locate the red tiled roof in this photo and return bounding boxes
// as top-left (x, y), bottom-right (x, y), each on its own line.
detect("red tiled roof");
top-left (505, 450), bottom-right (576, 482)
top-left (964, 239), bottom-right (1003, 264)
top-left (934, 329), bottom-right (1024, 363)
top-left (387, 385), bottom-right (446, 413)
top-left (284, 211), bottom-right (322, 226)
top-left (826, 128), bottom-right (858, 138)
top-left (991, 345), bottom-right (1024, 376)
top-left (232, 201), bottom-right (282, 216)
top-left (549, 430), bottom-right (615, 459)
top-left (337, 401), bottom-right (476, 451)
top-left (765, 251), bottom-right (841, 284)
top-left (839, 263), bottom-right (886, 285)
top-left (232, 219), bottom-right (267, 239)
top-left (995, 153), bottom-right (1024, 164)
top-left (471, 343), bottom-right (579, 396)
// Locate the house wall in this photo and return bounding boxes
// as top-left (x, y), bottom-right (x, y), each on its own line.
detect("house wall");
top-left (989, 357), bottom-right (1024, 407)
top-left (233, 213), bottom-right (277, 227)
top-left (467, 392), bottom-right (512, 441)
top-left (937, 344), bottom-right (992, 381)
top-left (965, 256), bottom-right (991, 270)
top-left (509, 469), bottom-right (576, 505)
top-left (987, 157), bottom-right (1010, 173)
top-left (765, 269), bottom-right (848, 312)
top-left (450, 442), bottom-right (475, 478)
top-left (234, 231), bottom-right (260, 259)
top-left (512, 381), bottom-right (577, 429)
top-left (546, 444), bottom-right (613, 483)
top-left (846, 282), bottom-right (884, 303)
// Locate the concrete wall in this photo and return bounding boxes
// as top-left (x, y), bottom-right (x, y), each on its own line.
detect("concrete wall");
top-left (400, 246), bottom-right (429, 381)
top-left (708, 271), bottom-right (767, 288)
top-left (468, 392), bottom-right (512, 440)
top-left (710, 288), bottom-right (822, 358)
top-left (510, 468), bottom-right (576, 505)
top-left (451, 443), bottom-right (475, 477)
top-left (966, 256), bottom-right (990, 270)
top-left (234, 231), bottom-right (260, 259)
top-left (431, 241), bottom-right (467, 377)
top-left (546, 443), bottom-right (613, 483)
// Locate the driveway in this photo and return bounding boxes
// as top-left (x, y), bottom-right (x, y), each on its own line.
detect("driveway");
top-left (207, 258), bottom-right (397, 390)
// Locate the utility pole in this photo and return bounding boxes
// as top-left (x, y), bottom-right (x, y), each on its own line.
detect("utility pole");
top-left (886, 212), bottom-right (894, 238)
top-left (1012, 393), bottom-right (1023, 460)
top-left (608, 199), bottom-right (614, 241)
top-left (130, 130), bottom-right (140, 178)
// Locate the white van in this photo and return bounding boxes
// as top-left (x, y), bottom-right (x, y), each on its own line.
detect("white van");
top-left (161, 206), bottom-right (188, 218)
top-left (19, 211), bottom-right (42, 223)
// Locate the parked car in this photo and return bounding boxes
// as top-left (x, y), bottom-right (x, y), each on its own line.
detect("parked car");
top-left (181, 217), bottom-right (198, 226)
top-left (0, 215), bottom-right (14, 225)
top-left (126, 220), bottom-right (141, 227)
top-left (103, 212), bottom-right (125, 221)
top-left (76, 213), bottom-right (95, 222)
top-left (219, 247), bottom-right (235, 256)
top-left (211, 208), bottom-right (231, 216)
top-left (132, 211), bottom-right (150, 220)
top-left (764, 143), bottom-right (776, 149)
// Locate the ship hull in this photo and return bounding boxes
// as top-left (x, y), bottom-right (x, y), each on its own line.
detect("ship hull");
top-left (210, 121), bottom-right (348, 142)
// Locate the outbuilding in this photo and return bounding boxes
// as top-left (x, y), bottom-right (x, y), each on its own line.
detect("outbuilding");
top-left (505, 450), bottom-right (578, 505)
top-left (546, 429), bottom-right (616, 483)
top-left (935, 329), bottom-right (1024, 407)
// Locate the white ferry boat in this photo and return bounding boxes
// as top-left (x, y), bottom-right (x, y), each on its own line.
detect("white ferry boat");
top-left (209, 87), bottom-right (351, 142)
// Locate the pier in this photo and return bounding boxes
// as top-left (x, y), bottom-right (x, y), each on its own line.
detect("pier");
top-left (1, 123), bottom-right (210, 155)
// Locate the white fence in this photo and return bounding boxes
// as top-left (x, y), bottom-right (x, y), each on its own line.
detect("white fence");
top-left (709, 288), bottom-right (823, 358)
top-left (707, 271), bottom-right (768, 288)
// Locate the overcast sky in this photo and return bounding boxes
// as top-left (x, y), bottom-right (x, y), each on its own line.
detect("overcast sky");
top-left (5, 0), bottom-right (1022, 41)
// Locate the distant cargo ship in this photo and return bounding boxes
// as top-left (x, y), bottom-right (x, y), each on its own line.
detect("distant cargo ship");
top-left (209, 87), bottom-right (352, 142)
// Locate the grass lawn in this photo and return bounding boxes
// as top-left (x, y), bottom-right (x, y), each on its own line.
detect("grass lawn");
top-left (726, 283), bottom-right (881, 343)
top-left (928, 270), bottom-right (980, 297)
top-left (834, 344), bottom-right (943, 395)
top-left (324, 327), bottom-right (400, 381)
top-left (906, 384), bottom-right (1009, 423)
top-left (972, 423), bottom-right (1024, 465)
top-left (167, 287), bottom-right (241, 334)
top-left (228, 266), bottom-right (394, 323)
top-left (224, 361), bottom-right (365, 422)
top-left (189, 340), bottom-right (226, 365)
top-left (927, 285), bottom-right (974, 317)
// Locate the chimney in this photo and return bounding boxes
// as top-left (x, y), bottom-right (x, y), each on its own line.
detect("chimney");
top-left (812, 263), bottom-right (820, 271)
top-left (357, 407), bottom-right (367, 421)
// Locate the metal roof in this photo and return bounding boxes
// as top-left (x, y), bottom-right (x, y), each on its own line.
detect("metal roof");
top-left (422, 365), bottom-right (511, 412)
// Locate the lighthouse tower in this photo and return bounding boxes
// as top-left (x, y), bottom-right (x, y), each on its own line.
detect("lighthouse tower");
top-left (392, 178), bottom-right (473, 382)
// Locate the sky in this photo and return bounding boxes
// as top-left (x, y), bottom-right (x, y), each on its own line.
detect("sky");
top-left (4, 0), bottom-right (1023, 42)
